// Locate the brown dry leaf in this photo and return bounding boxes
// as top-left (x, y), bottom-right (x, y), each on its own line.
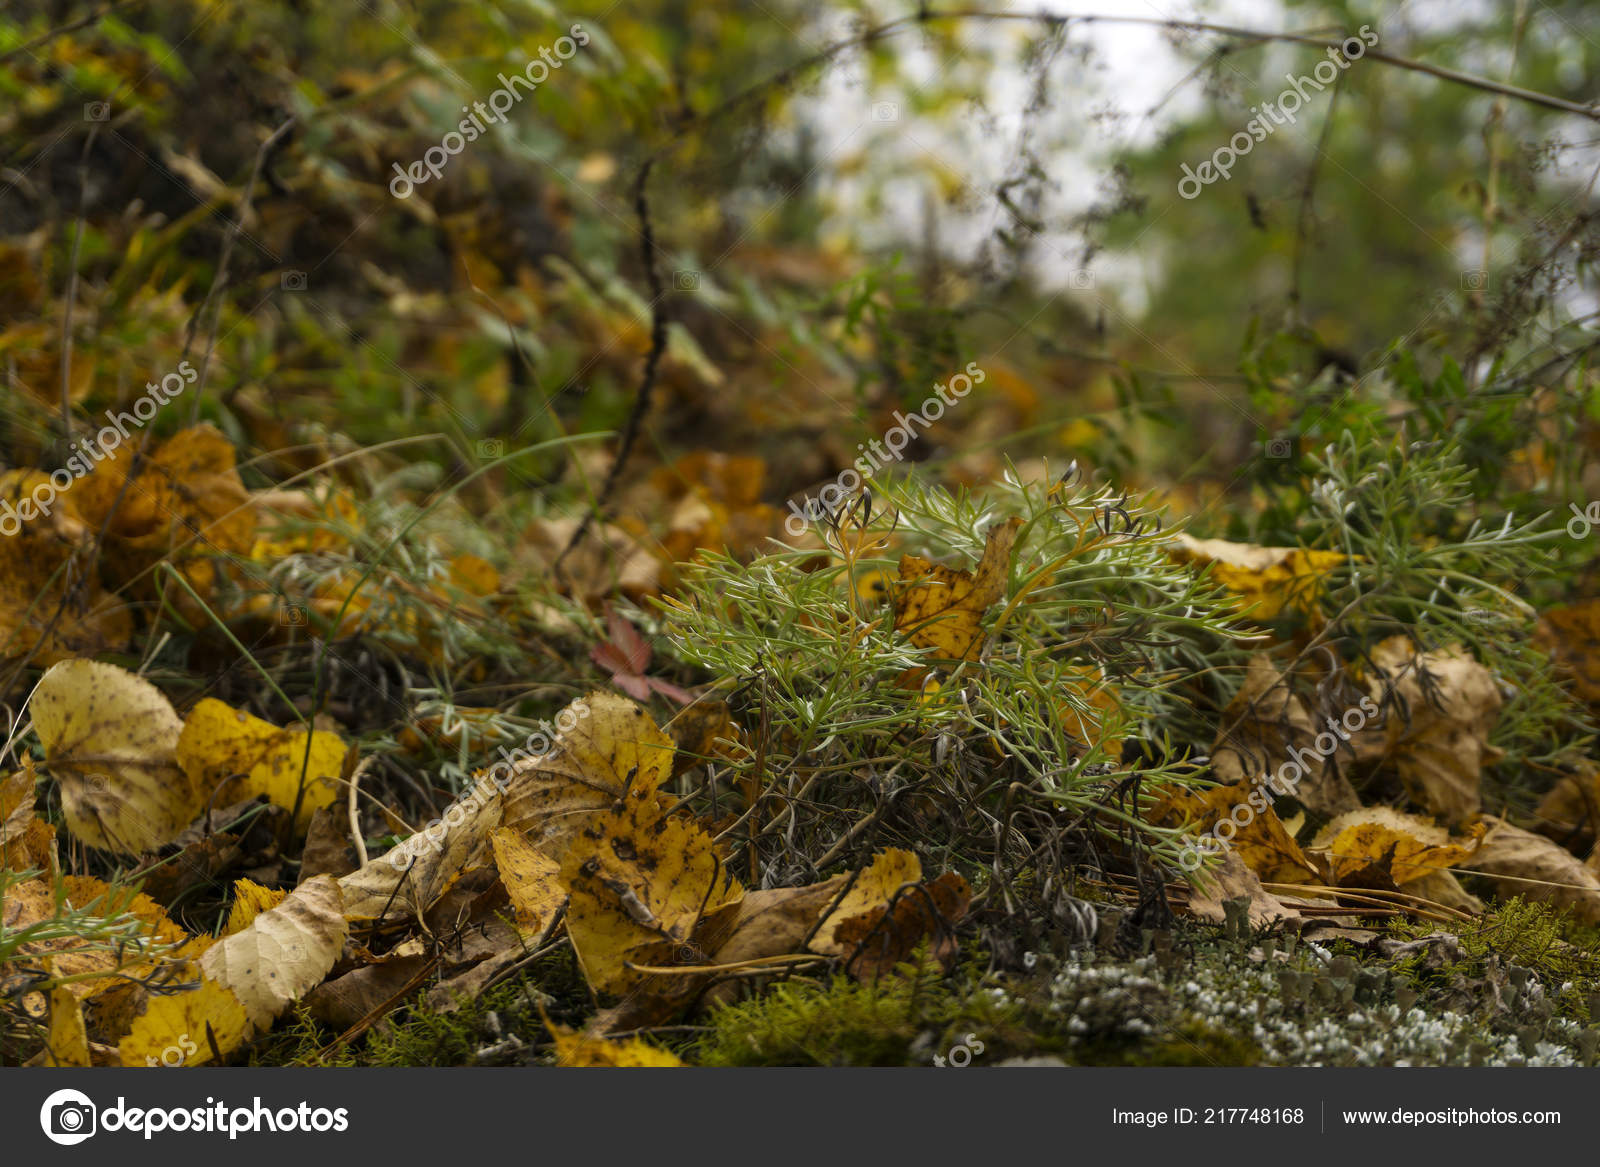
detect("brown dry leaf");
top-left (548, 1021), bottom-right (684, 1067)
top-left (489, 827), bottom-right (565, 936)
top-left (0, 472), bottom-right (131, 664)
top-left (338, 785), bottom-right (501, 921)
top-left (499, 692), bottom-right (675, 859)
top-left (893, 517), bottom-right (1021, 662)
top-left (1531, 759), bottom-right (1600, 854)
top-left (812, 848), bottom-right (924, 955)
top-left (32, 660), bottom-right (203, 854)
top-left (117, 977), bottom-right (253, 1067)
top-left (522, 516), bottom-right (660, 602)
top-left (1458, 816), bottom-right (1600, 925)
top-left (1, 766), bottom-right (55, 873)
top-left (828, 871), bottom-right (971, 981)
top-left (200, 875), bottom-right (348, 1029)
top-left (1405, 868), bottom-right (1484, 915)
top-left (1168, 534), bottom-right (1348, 621)
top-left (299, 804), bottom-right (360, 883)
top-left (1185, 851), bottom-right (1302, 929)
top-left (1307, 807), bottom-right (1485, 888)
top-left (1155, 783), bottom-right (1320, 884)
top-left (1209, 655), bottom-right (1361, 818)
top-left (1358, 636), bottom-right (1502, 825)
top-left (713, 876), bottom-right (848, 968)
top-left (223, 878), bottom-right (286, 935)
top-left (176, 698), bottom-right (346, 833)
top-left (132, 834), bottom-right (242, 905)
top-left (44, 986), bottom-right (91, 1067)
top-left (1534, 600), bottom-right (1600, 714)
top-left (306, 954), bottom-right (431, 1032)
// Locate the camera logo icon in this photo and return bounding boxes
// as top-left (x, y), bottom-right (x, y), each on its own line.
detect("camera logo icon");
top-left (281, 270), bottom-right (308, 292)
top-left (871, 101), bottom-right (899, 122)
top-left (1460, 269), bottom-right (1489, 291)
top-left (40, 1088), bottom-right (97, 1145)
top-left (1068, 269), bottom-right (1095, 290)
top-left (83, 102), bottom-right (110, 122)
top-left (476, 438), bottom-right (505, 460)
top-left (1266, 437), bottom-right (1293, 459)
top-left (673, 270), bottom-right (700, 291)
top-left (279, 603), bottom-right (308, 627)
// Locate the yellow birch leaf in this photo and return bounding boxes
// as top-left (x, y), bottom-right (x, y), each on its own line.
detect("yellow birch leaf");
top-left (45, 987), bottom-right (91, 1067)
top-left (489, 828), bottom-right (564, 935)
top-left (1169, 534), bottom-right (1347, 621)
top-left (1156, 783), bottom-right (1320, 885)
top-left (176, 698), bottom-right (345, 832)
top-left (32, 661), bottom-right (202, 854)
top-left (562, 802), bottom-right (743, 999)
top-left (812, 848), bottom-right (923, 955)
top-left (548, 1021), bottom-right (683, 1066)
top-left (499, 692), bottom-right (673, 859)
top-left (224, 878), bottom-right (286, 935)
top-left (118, 978), bottom-right (253, 1067)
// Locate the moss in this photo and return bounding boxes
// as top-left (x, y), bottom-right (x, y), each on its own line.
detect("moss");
top-left (694, 958), bottom-right (1036, 1067)
top-left (1386, 896), bottom-right (1600, 1024)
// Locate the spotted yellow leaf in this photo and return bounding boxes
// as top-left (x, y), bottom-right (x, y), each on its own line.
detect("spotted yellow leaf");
top-left (31, 660), bottom-right (204, 854)
top-left (893, 517), bottom-right (1021, 661)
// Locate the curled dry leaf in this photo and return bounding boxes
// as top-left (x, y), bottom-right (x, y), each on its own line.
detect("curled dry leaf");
top-left (1458, 816), bottom-right (1600, 925)
top-left (1168, 533), bottom-right (1347, 621)
top-left (1185, 851), bottom-right (1302, 929)
top-left (811, 848), bottom-right (972, 979)
top-left (1531, 759), bottom-right (1600, 854)
top-left (31, 660), bottom-right (202, 854)
top-left (200, 874), bottom-right (349, 1030)
top-left (1154, 783), bottom-right (1320, 884)
top-left (1209, 654), bottom-right (1361, 819)
top-left (1308, 806), bottom-right (1486, 889)
top-left (1359, 636), bottom-right (1503, 825)
top-left (1, 766), bottom-right (56, 873)
top-left (812, 848), bottom-right (924, 955)
top-left (338, 786), bottom-right (501, 921)
top-left (712, 877), bottom-right (847, 968)
top-left (176, 698), bottom-right (346, 832)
